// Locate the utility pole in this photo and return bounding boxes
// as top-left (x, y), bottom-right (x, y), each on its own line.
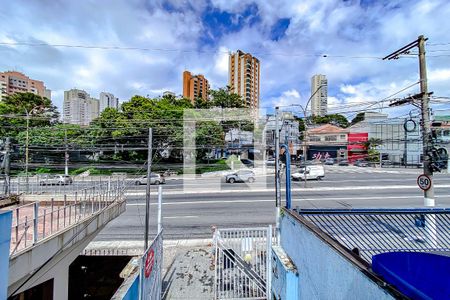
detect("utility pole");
top-left (25, 111), bottom-right (30, 193)
top-left (275, 107), bottom-right (281, 244)
top-left (4, 138), bottom-right (11, 195)
top-left (144, 128), bottom-right (152, 250)
top-left (418, 35), bottom-right (434, 206)
top-left (64, 129), bottom-right (69, 176)
top-left (384, 35), bottom-right (434, 207)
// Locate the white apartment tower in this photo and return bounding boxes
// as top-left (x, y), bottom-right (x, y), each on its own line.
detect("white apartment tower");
top-left (311, 74), bottom-right (328, 116)
top-left (99, 92), bottom-right (119, 113)
top-left (63, 89), bottom-right (99, 126)
top-left (228, 50), bottom-right (260, 109)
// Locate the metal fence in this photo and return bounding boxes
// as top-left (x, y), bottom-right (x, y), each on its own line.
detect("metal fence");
top-left (0, 175), bottom-right (120, 196)
top-left (140, 230), bottom-right (163, 300)
top-left (9, 178), bottom-right (126, 255)
top-left (295, 208), bottom-right (450, 264)
top-left (214, 226), bottom-right (273, 300)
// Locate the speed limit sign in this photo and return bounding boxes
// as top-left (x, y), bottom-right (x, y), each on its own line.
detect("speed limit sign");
top-left (417, 174), bottom-right (431, 191)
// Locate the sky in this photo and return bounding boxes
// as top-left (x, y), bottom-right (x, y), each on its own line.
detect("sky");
top-left (1, 0), bottom-right (450, 120)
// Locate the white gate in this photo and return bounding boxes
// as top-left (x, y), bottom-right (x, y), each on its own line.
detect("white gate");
top-left (214, 226), bottom-right (273, 300)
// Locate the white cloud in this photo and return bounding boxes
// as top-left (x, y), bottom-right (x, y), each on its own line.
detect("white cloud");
top-left (1, 0), bottom-right (449, 118)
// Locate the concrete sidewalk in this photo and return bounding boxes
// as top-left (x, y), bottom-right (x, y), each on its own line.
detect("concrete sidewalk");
top-left (162, 245), bottom-right (214, 300)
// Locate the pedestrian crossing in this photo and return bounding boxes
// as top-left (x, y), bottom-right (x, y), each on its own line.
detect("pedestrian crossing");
top-left (324, 166), bottom-right (420, 175)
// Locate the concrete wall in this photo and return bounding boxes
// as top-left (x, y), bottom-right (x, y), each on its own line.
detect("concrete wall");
top-left (0, 211), bottom-right (12, 300)
top-left (8, 200), bottom-right (125, 299)
top-left (280, 210), bottom-right (395, 300)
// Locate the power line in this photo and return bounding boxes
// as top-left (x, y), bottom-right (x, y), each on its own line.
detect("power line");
top-left (0, 41), bottom-right (383, 59)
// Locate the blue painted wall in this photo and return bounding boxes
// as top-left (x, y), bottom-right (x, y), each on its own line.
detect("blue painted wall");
top-left (0, 211), bottom-right (12, 300)
top-left (121, 274), bottom-right (139, 300)
top-left (280, 212), bottom-right (395, 300)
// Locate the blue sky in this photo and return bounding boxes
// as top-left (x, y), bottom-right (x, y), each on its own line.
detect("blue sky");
top-left (0, 0), bottom-right (449, 119)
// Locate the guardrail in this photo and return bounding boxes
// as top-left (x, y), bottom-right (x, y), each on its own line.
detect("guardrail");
top-left (295, 208), bottom-right (450, 264)
top-left (1, 175), bottom-right (122, 197)
top-left (9, 178), bottom-right (126, 255)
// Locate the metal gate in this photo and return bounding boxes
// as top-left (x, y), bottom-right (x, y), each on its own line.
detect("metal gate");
top-left (140, 230), bottom-right (163, 300)
top-left (214, 226), bottom-right (273, 300)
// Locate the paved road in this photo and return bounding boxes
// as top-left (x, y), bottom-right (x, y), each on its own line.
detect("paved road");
top-left (94, 166), bottom-right (450, 241)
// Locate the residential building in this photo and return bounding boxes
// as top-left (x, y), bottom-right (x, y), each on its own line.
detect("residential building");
top-left (63, 89), bottom-right (99, 126)
top-left (306, 124), bottom-right (348, 160)
top-left (0, 71), bottom-right (51, 100)
top-left (311, 74), bottom-right (327, 116)
top-left (99, 92), bottom-right (119, 113)
top-left (0, 79), bottom-right (6, 100)
top-left (182, 71), bottom-right (209, 103)
top-left (228, 50), bottom-right (260, 109)
top-left (163, 91), bottom-right (176, 97)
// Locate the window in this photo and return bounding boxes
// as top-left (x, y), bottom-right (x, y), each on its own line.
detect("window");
top-left (309, 136), bottom-right (320, 142)
top-left (340, 134), bottom-right (346, 139)
top-left (325, 135), bottom-right (337, 141)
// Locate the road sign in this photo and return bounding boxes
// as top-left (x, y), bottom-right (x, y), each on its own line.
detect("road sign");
top-left (417, 174), bottom-right (431, 191)
top-left (144, 248), bottom-right (155, 278)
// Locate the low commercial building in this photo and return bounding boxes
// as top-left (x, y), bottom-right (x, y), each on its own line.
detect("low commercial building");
top-left (265, 112), bottom-right (300, 156)
top-left (350, 112), bottom-right (422, 165)
top-left (306, 124), bottom-right (348, 160)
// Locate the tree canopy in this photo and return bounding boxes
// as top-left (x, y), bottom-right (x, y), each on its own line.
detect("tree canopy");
top-left (351, 112), bottom-right (365, 125)
top-left (312, 114), bottom-right (349, 128)
top-left (0, 92), bottom-right (59, 137)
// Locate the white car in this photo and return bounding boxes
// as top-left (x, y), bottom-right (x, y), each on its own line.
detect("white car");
top-left (291, 165), bottom-right (325, 181)
top-left (135, 173), bottom-right (165, 185)
top-left (225, 170), bottom-right (256, 183)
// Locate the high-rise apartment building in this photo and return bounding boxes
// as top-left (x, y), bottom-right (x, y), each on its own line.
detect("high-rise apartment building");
top-left (63, 89), bottom-right (99, 126)
top-left (228, 50), bottom-right (260, 109)
top-left (0, 79), bottom-right (6, 100)
top-left (99, 92), bottom-right (119, 113)
top-left (0, 71), bottom-right (51, 100)
top-left (311, 74), bottom-right (328, 116)
top-left (183, 71), bottom-right (209, 103)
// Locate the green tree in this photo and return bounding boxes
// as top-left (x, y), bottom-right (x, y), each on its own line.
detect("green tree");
top-left (351, 112), bottom-right (365, 125)
top-left (312, 114), bottom-right (349, 128)
top-left (364, 138), bottom-right (382, 162)
top-left (0, 92), bottom-right (59, 138)
top-left (195, 121), bottom-right (224, 162)
top-left (210, 88), bottom-right (244, 108)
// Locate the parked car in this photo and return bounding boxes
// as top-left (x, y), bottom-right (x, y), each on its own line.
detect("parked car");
top-left (381, 160), bottom-right (393, 167)
top-left (240, 159), bottom-right (254, 168)
top-left (135, 173), bottom-right (165, 185)
top-left (355, 160), bottom-right (369, 167)
top-left (338, 160), bottom-right (349, 166)
top-left (265, 159), bottom-right (275, 166)
top-left (324, 158), bottom-right (335, 165)
top-left (291, 165), bottom-right (325, 181)
top-left (39, 175), bottom-right (73, 186)
top-left (225, 170), bottom-right (255, 183)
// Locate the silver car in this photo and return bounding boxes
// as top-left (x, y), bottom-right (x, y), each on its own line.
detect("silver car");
top-left (135, 173), bottom-right (165, 185)
top-left (225, 170), bottom-right (256, 183)
top-left (39, 175), bottom-right (73, 186)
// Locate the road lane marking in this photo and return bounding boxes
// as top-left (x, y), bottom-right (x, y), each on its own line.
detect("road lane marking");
top-left (163, 215), bottom-right (199, 219)
top-left (126, 194), bottom-right (450, 206)
top-left (125, 184), bottom-right (450, 196)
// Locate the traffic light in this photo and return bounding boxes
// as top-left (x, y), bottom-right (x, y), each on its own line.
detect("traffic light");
top-left (429, 147), bottom-right (448, 172)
